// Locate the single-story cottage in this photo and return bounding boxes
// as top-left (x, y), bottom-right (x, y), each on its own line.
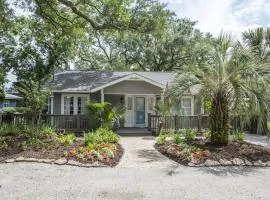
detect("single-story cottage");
top-left (0, 94), bottom-right (22, 113)
top-left (48, 71), bottom-right (204, 128)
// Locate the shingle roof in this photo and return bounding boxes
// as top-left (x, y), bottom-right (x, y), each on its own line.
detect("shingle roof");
top-left (48, 71), bottom-right (174, 92)
top-left (5, 94), bottom-right (22, 100)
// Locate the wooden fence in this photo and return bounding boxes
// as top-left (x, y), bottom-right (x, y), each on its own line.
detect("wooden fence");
top-left (0, 114), bottom-right (91, 132)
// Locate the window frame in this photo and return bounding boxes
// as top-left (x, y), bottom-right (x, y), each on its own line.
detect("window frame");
top-left (181, 96), bottom-right (194, 116)
top-left (61, 94), bottom-right (89, 115)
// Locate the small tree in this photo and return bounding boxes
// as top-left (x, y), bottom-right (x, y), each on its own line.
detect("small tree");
top-left (14, 81), bottom-right (48, 125)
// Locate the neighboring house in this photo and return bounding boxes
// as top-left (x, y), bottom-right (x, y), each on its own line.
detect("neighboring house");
top-left (0, 94), bottom-right (23, 112)
top-left (48, 71), bottom-right (204, 128)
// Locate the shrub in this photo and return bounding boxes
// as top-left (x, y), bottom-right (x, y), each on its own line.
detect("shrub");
top-left (184, 129), bottom-right (196, 143)
top-left (232, 131), bottom-right (245, 142)
top-left (157, 134), bottom-right (167, 145)
top-left (57, 133), bottom-right (76, 146)
top-left (84, 128), bottom-right (119, 145)
top-left (86, 101), bottom-right (125, 130)
top-left (0, 124), bottom-right (24, 137)
top-left (173, 133), bottom-right (183, 145)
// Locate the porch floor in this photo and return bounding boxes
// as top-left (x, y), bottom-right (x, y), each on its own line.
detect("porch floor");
top-left (116, 128), bottom-right (152, 137)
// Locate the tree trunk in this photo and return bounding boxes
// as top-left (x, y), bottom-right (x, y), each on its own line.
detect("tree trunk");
top-left (209, 90), bottom-right (230, 145)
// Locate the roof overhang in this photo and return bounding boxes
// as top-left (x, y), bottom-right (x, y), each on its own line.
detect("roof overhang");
top-left (90, 73), bottom-right (166, 93)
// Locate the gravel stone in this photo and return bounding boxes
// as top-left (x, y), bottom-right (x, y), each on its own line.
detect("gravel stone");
top-left (203, 159), bottom-right (220, 166)
top-left (219, 159), bottom-right (232, 166)
top-left (54, 158), bottom-right (67, 165)
top-left (5, 159), bottom-right (15, 163)
top-left (253, 160), bottom-right (265, 167)
top-left (67, 160), bottom-right (82, 166)
top-left (15, 156), bottom-right (25, 162)
top-left (244, 159), bottom-right (253, 166)
top-left (232, 158), bottom-right (244, 166)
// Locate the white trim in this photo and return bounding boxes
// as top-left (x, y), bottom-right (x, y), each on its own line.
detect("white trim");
top-left (50, 96), bottom-right (54, 114)
top-left (91, 73), bottom-right (165, 93)
top-left (104, 92), bottom-right (160, 95)
top-left (123, 94), bottom-right (156, 127)
top-left (53, 90), bottom-right (91, 93)
top-left (181, 96), bottom-right (194, 116)
top-left (101, 89), bottom-right (104, 103)
top-left (61, 93), bottom-right (89, 115)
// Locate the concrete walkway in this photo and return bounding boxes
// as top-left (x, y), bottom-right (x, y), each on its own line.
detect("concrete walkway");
top-left (117, 135), bottom-right (179, 169)
top-left (245, 133), bottom-right (270, 147)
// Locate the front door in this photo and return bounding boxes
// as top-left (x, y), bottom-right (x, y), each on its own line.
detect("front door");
top-left (135, 97), bottom-right (145, 125)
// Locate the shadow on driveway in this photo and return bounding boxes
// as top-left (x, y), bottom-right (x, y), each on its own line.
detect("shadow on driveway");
top-left (198, 166), bottom-right (261, 176)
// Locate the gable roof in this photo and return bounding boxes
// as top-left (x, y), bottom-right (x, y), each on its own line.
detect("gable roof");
top-left (48, 71), bottom-right (174, 93)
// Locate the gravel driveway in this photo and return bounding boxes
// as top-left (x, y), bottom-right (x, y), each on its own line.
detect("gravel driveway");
top-left (1, 135), bottom-right (270, 200)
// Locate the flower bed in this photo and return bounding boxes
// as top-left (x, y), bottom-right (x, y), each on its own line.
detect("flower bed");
top-left (0, 125), bottom-right (123, 167)
top-left (155, 130), bottom-right (270, 167)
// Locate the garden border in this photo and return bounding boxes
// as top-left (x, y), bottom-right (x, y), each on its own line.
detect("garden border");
top-left (155, 144), bottom-right (270, 168)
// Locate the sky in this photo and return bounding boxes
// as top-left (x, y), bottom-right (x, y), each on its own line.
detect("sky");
top-left (163, 0), bottom-right (270, 38)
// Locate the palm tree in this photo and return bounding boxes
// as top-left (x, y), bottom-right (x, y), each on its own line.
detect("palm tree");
top-left (242, 27), bottom-right (270, 61)
top-left (171, 32), bottom-right (270, 145)
top-left (242, 28), bottom-right (270, 133)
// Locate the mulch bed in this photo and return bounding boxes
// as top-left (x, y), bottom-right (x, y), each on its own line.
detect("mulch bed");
top-left (0, 138), bottom-right (123, 167)
top-left (155, 140), bottom-right (270, 167)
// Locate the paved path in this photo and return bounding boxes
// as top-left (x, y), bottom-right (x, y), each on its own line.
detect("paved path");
top-left (245, 133), bottom-right (270, 147)
top-left (117, 135), bottom-right (179, 168)
top-left (1, 135), bottom-right (270, 200)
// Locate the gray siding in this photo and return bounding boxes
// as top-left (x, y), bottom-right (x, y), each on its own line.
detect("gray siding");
top-left (90, 91), bottom-right (101, 102)
top-left (104, 80), bottom-right (163, 94)
top-left (104, 94), bottom-right (124, 106)
top-left (53, 92), bottom-right (61, 114)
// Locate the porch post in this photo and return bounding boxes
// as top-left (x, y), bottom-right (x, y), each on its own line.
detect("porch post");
top-left (101, 89), bottom-right (104, 103)
top-left (50, 95), bottom-right (54, 114)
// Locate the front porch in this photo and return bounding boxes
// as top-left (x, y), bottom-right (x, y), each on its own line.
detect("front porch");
top-left (104, 94), bottom-right (159, 128)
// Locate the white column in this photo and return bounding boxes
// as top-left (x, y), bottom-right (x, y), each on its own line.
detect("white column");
top-left (101, 89), bottom-right (104, 103)
top-left (50, 95), bottom-right (54, 114)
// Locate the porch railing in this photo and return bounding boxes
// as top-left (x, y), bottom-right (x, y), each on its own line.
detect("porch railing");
top-left (148, 114), bottom-right (209, 133)
top-left (0, 114), bottom-right (91, 132)
top-left (148, 114), bottom-right (242, 134)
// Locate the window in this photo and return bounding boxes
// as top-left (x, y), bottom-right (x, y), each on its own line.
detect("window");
top-left (63, 95), bottom-right (89, 115)
top-left (64, 96), bottom-right (74, 115)
top-left (181, 97), bottom-right (192, 116)
top-left (48, 97), bottom-right (51, 114)
top-left (127, 97), bottom-right (132, 110)
top-left (148, 97), bottom-right (154, 111)
top-left (78, 97), bottom-right (88, 114)
top-left (3, 101), bottom-right (9, 107)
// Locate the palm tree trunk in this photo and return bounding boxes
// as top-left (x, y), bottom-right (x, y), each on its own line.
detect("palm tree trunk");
top-left (209, 90), bottom-right (230, 145)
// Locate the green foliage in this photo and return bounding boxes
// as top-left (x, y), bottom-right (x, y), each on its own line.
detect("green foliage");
top-left (154, 101), bottom-right (171, 116)
top-left (2, 107), bottom-right (31, 114)
top-left (173, 133), bottom-right (183, 145)
top-left (157, 134), bottom-right (167, 145)
top-left (86, 101), bottom-right (125, 130)
top-left (232, 131), bottom-right (245, 142)
top-left (0, 124), bottom-right (24, 137)
top-left (57, 133), bottom-right (76, 146)
top-left (184, 129), bottom-right (196, 143)
top-left (14, 81), bottom-right (48, 123)
top-left (171, 32), bottom-right (270, 145)
top-left (84, 128), bottom-right (119, 146)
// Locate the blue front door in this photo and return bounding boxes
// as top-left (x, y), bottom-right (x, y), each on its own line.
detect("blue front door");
top-left (135, 97), bottom-right (145, 125)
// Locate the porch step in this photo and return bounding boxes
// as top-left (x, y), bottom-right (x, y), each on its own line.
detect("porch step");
top-left (117, 128), bottom-right (152, 136)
